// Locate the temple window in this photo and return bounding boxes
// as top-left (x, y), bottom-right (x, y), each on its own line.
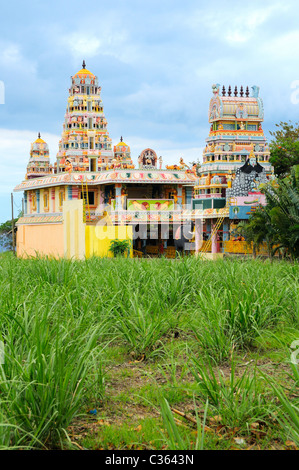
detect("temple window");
top-left (80, 190), bottom-right (95, 205)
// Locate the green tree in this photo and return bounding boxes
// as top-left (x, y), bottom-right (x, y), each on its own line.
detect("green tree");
top-left (269, 121), bottom-right (299, 177)
top-left (237, 207), bottom-right (276, 259)
top-left (237, 166), bottom-right (299, 260)
top-left (263, 167), bottom-right (299, 259)
top-left (0, 216), bottom-right (19, 252)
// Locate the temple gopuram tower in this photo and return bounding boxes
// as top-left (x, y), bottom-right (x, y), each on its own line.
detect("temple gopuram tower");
top-left (56, 61), bottom-right (113, 173)
top-left (193, 84), bottom-right (274, 257)
top-left (112, 137), bottom-right (134, 169)
top-left (196, 84), bottom-right (272, 200)
top-left (26, 133), bottom-right (51, 179)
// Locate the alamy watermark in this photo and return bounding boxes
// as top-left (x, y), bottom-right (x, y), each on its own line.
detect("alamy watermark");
top-left (94, 202), bottom-right (204, 251)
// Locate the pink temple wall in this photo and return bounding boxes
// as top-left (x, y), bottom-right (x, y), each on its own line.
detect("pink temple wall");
top-left (17, 224), bottom-right (64, 258)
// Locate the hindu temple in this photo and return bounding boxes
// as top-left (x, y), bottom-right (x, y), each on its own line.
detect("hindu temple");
top-left (14, 65), bottom-right (274, 259)
top-left (14, 63), bottom-right (198, 259)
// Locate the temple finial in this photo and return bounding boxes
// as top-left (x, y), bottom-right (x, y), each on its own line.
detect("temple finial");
top-left (38, 132), bottom-right (41, 139)
top-left (82, 60), bottom-right (86, 69)
top-left (120, 136), bottom-right (123, 142)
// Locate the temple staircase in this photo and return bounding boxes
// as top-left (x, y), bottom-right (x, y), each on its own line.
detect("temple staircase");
top-left (200, 216), bottom-right (225, 254)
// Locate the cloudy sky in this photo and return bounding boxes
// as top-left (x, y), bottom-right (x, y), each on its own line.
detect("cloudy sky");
top-left (1, 0), bottom-right (299, 222)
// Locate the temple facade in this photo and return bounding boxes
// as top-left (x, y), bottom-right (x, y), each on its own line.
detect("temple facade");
top-left (193, 84), bottom-right (274, 257)
top-left (14, 69), bottom-right (274, 259)
top-left (14, 63), bottom-right (198, 259)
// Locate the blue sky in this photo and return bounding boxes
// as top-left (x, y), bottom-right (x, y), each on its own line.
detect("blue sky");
top-left (1, 0), bottom-right (299, 222)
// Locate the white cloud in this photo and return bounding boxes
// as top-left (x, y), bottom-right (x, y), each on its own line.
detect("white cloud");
top-left (60, 27), bottom-right (138, 65)
top-left (186, 3), bottom-right (285, 45)
top-left (0, 129), bottom-right (60, 195)
top-left (262, 30), bottom-right (299, 61)
top-left (0, 43), bottom-right (36, 74)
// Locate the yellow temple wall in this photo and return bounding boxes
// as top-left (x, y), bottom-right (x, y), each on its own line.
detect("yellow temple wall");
top-left (224, 240), bottom-right (270, 255)
top-left (85, 225), bottom-right (133, 258)
top-left (16, 223), bottom-right (64, 258)
top-left (63, 199), bottom-right (86, 259)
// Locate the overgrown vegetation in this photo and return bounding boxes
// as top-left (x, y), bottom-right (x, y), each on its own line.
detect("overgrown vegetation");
top-left (0, 254), bottom-right (298, 450)
top-left (270, 121), bottom-right (299, 177)
top-left (237, 165), bottom-right (299, 260)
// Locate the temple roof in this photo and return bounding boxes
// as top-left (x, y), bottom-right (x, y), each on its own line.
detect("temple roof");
top-left (115, 141), bottom-right (129, 147)
top-left (73, 68), bottom-right (95, 77)
top-left (14, 169), bottom-right (198, 191)
top-left (33, 133), bottom-right (46, 144)
top-left (73, 60), bottom-right (95, 78)
top-left (208, 84), bottom-right (264, 123)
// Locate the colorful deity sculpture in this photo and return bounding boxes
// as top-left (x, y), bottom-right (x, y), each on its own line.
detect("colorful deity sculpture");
top-left (228, 150), bottom-right (268, 197)
top-left (139, 149), bottom-right (158, 169)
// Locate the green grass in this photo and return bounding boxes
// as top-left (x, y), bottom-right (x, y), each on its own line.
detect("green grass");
top-left (0, 253), bottom-right (298, 449)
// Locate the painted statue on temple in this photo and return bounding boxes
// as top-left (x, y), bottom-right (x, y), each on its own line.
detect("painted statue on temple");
top-left (139, 149), bottom-right (157, 169)
top-left (229, 151), bottom-right (268, 197)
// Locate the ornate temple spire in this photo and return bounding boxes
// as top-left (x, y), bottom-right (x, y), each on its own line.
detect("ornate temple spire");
top-left (26, 134), bottom-right (51, 179)
top-left (56, 64), bottom-right (113, 172)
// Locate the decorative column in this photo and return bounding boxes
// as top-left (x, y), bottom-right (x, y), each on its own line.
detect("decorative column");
top-left (115, 183), bottom-right (122, 211)
top-left (72, 187), bottom-right (79, 199)
top-left (36, 190), bottom-right (40, 213)
top-left (177, 185), bottom-right (182, 208)
top-left (24, 192), bottom-right (27, 215)
top-left (211, 222), bottom-right (217, 254)
top-left (222, 219), bottom-right (229, 253)
top-left (195, 218), bottom-right (202, 255)
top-left (51, 188), bottom-right (55, 213)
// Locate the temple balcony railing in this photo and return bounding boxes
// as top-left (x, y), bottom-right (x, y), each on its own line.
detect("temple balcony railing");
top-left (203, 150), bottom-right (270, 157)
top-left (194, 193), bottom-right (224, 199)
top-left (64, 149), bottom-right (103, 157)
top-left (89, 207), bottom-right (195, 223)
